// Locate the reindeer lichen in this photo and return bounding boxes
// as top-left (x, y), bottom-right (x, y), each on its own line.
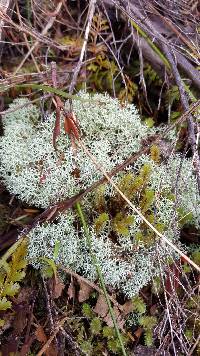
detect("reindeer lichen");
top-left (0, 92), bottom-right (199, 297)
top-left (0, 93), bottom-right (153, 208)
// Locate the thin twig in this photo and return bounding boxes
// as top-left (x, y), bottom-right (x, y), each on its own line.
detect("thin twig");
top-left (69, 0), bottom-right (96, 94)
top-left (0, 7), bottom-right (66, 50)
top-left (15, 1), bottom-right (40, 73)
top-left (188, 333), bottom-right (200, 356)
top-left (162, 45), bottom-right (200, 193)
top-left (36, 316), bottom-right (68, 356)
top-left (13, 2), bottom-right (62, 75)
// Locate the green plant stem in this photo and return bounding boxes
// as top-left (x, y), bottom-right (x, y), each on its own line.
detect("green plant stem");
top-left (76, 202), bottom-right (127, 356)
top-left (16, 84), bottom-right (81, 99)
top-left (15, 83), bottom-right (106, 103)
top-left (13, 81), bottom-right (196, 107)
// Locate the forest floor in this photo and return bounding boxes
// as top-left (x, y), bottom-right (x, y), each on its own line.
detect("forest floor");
top-left (0, 1), bottom-right (200, 355)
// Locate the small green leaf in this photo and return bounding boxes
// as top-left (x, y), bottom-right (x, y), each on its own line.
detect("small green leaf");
top-left (11, 270), bottom-right (26, 282)
top-left (80, 340), bottom-right (93, 353)
top-left (144, 329), bottom-right (153, 346)
top-left (139, 316), bottom-right (157, 329)
top-left (41, 265), bottom-right (54, 278)
top-left (2, 282), bottom-right (20, 297)
top-left (107, 339), bottom-right (120, 352)
top-left (94, 213), bottom-right (109, 233)
top-left (185, 329), bottom-right (193, 341)
top-left (0, 270), bottom-right (6, 284)
top-left (170, 111), bottom-right (181, 120)
top-left (0, 297), bottom-right (12, 310)
top-left (16, 260), bottom-right (27, 270)
top-left (145, 117), bottom-right (155, 128)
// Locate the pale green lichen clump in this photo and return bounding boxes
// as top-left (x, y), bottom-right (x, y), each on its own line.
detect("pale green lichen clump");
top-left (28, 211), bottom-right (173, 297)
top-left (0, 93), bottom-right (199, 297)
top-left (0, 93), bottom-right (152, 208)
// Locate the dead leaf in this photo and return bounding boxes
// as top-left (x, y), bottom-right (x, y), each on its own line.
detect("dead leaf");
top-left (64, 112), bottom-right (80, 140)
top-left (35, 325), bottom-right (47, 343)
top-left (53, 276), bottom-right (65, 299)
top-left (0, 334), bottom-right (19, 355)
top-left (13, 306), bottom-right (28, 335)
top-left (14, 287), bottom-right (33, 304)
top-left (94, 294), bottom-right (109, 317)
top-left (67, 278), bottom-right (75, 300)
top-left (35, 326), bottom-right (58, 356)
top-left (104, 306), bottom-right (125, 331)
top-left (150, 304), bottom-right (158, 316)
top-left (134, 327), bottom-right (143, 339)
top-left (19, 335), bottom-right (36, 356)
top-left (122, 299), bottom-right (134, 316)
top-left (78, 280), bottom-right (93, 302)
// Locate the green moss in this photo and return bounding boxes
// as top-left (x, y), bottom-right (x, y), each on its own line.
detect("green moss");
top-left (112, 212), bottom-right (135, 236)
top-left (185, 329), bottom-right (193, 341)
top-left (139, 316), bottom-right (157, 346)
top-left (132, 295), bottom-right (146, 314)
top-left (103, 326), bottom-right (115, 339)
top-left (90, 317), bottom-right (102, 335)
top-left (75, 303), bottom-right (129, 354)
top-left (139, 164), bottom-right (152, 185)
top-left (150, 145), bottom-right (160, 163)
top-left (140, 189), bottom-right (155, 213)
top-left (94, 212), bottom-right (109, 233)
top-left (82, 303), bottom-right (94, 319)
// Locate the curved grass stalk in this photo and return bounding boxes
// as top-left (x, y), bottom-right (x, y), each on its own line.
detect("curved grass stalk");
top-left (16, 83), bottom-right (85, 100)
